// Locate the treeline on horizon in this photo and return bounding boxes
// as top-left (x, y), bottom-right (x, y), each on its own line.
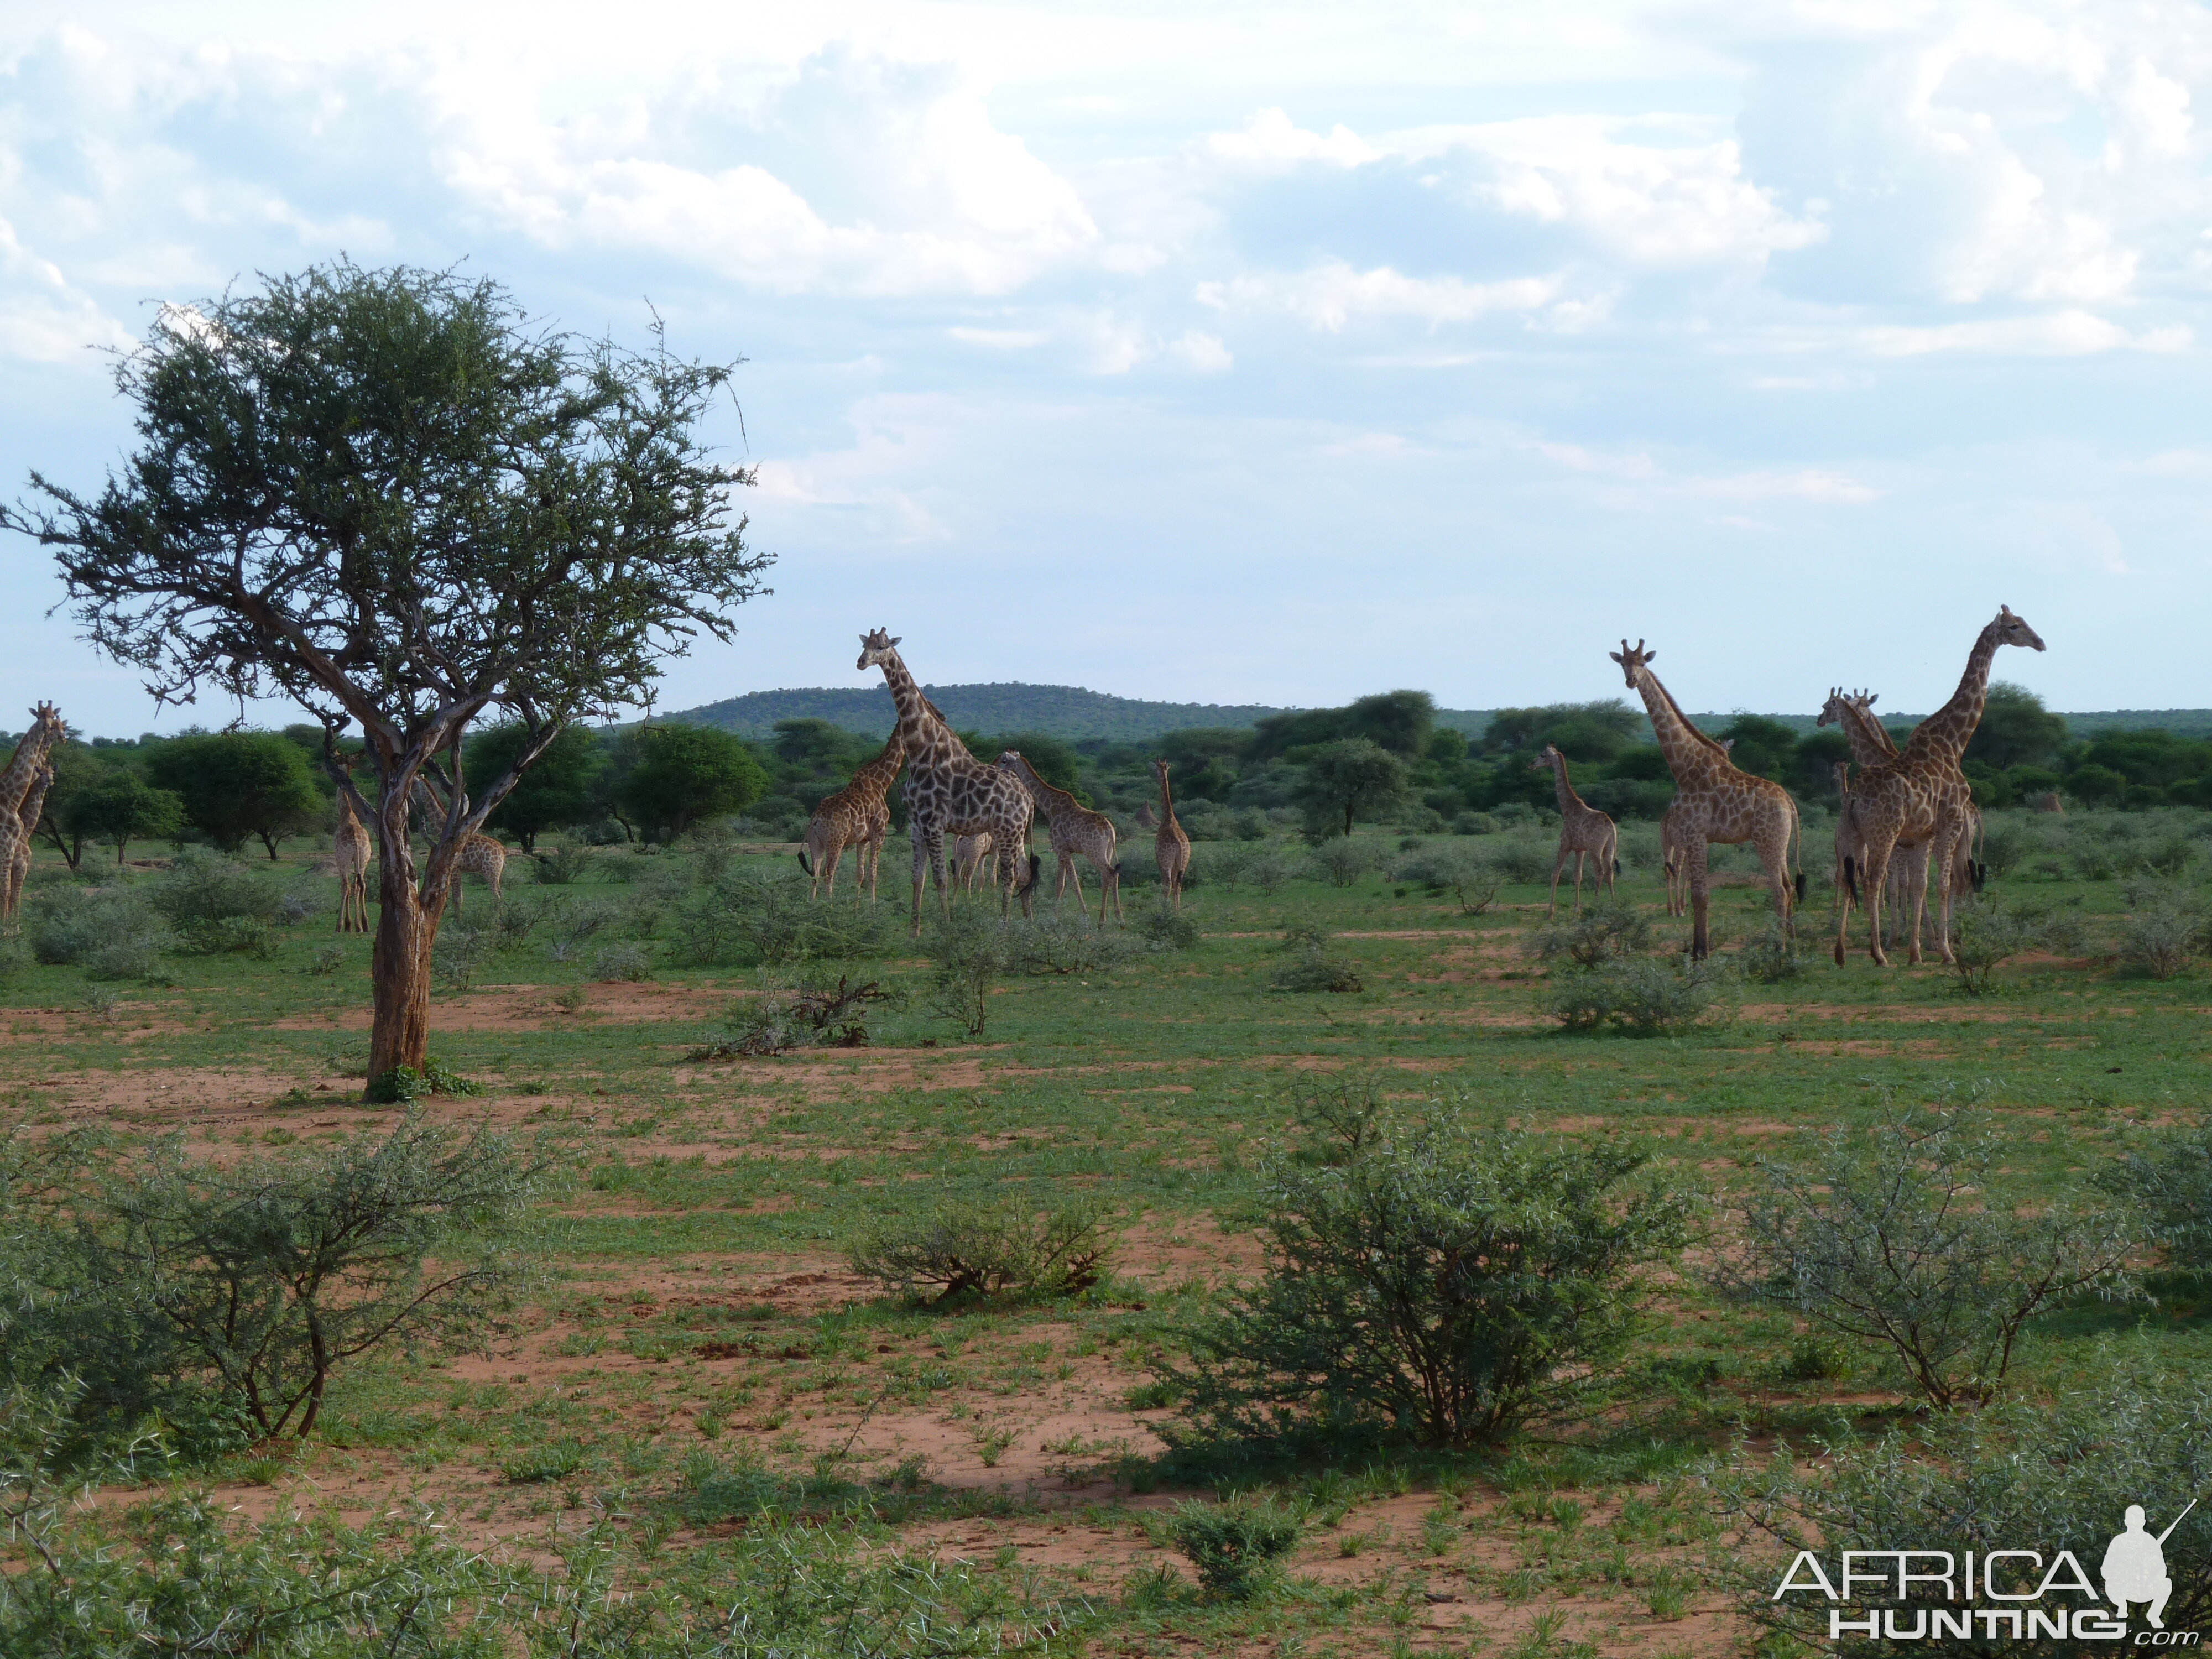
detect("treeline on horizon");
top-left (19, 680), bottom-right (2211, 864)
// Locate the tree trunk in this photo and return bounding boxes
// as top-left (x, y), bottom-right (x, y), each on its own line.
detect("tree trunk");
top-left (366, 786), bottom-right (447, 1092)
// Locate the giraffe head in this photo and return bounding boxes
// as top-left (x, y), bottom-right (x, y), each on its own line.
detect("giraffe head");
top-left (1816, 688), bottom-right (1849, 729)
top-left (1151, 758), bottom-right (1173, 792)
top-left (856, 628), bottom-right (901, 671)
top-left (1608, 639), bottom-right (1654, 688)
top-left (1990, 604), bottom-right (2045, 653)
top-left (24, 702), bottom-right (62, 745)
top-left (1530, 744), bottom-right (1561, 774)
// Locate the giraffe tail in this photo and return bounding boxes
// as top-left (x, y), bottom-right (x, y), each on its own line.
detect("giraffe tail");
top-left (796, 849), bottom-right (813, 877)
top-left (1794, 871), bottom-right (1807, 903)
top-left (1022, 852), bottom-right (1042, 893)
top-left (1841, 855), bottom-right (1859, 906)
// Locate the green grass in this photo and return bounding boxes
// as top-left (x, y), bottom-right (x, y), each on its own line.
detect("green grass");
top-left (7, 813), bottom-right (2212, 1655)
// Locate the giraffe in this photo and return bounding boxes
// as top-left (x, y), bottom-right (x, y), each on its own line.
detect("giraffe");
top-left (1610, 643), bottom-right (1801, 960)
top-left (1833, 607), bottom-right (2042, 967)
top-left (1531, 745), bottom-right (1617, 916)
top-left (0, 703), bottom-right (65, 924)
top-left (999, 750), bottom-right (1123, 925)
top-left (1660, 737), bottom-right (1731, 917)
top-left (855, 630), bottom-right (1039, 933)
top-left (9, 760), bottom-right (53, 913)
top-left (1818, 687), bottom-right (1978, 947)
top-left (798, 733), bottom-right (905, 901)
top-left (333, 789), bottom-right (373, 932)
top-left (951, 832), bottom-right (995, 894)
top-left (409, 778), bottom-right (505, 914)
top-left (1151, 759), bottom-right (1191, 908)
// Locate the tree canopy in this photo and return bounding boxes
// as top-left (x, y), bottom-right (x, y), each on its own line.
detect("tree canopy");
top-left (143, 731), bottom-right (322, 858)
top-left (465, 723), bottom-right (603, 851)
top-left (616, 722), bottom-right (767, 841)
top-left (8, 259), bottom-right (770, 1084)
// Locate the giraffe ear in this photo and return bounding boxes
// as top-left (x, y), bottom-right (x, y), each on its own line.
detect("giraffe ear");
top-left (890, 636), bottom-right (901, 646)
top-left (1609, 652), bottom-right (1624, 665)
top-left (1645, 649), bottom-right (1656, 663)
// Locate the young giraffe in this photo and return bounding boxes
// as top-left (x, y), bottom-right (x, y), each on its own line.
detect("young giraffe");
top-left (1531, 745), bottom-right (1617, 916)
top-left (409, 778), bottom-right (505, 914)
top-left (1834, 607), bottom-right (2042, 967)
top-left (998, 750), bottom-right (1123, 925)
top-left (0, 703), bottom-right (65, 924)
top-left (1611, 643), bottom-right (1801, 960)
top-left (1819, 688), bottom-right (1971, 948)
top-left (951, 832), bottom-right (995, 894)
top-left (798, 732), bottom-right (905, 901)
top-left (333, 789), bottom-right (373, 932)
top-left (856, 630), bottom-right (1039, 933)
top-left (1660, 736), bottom-right (1731, 917)
top-left (9, 760), bottom-right (53, 913)
top-left (1151, 760), bottom-right (1191, 909)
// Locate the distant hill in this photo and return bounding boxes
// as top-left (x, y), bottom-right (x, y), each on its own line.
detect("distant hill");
top-left (660, 682), bottom-right (2212, 745)
top-left (669, 684), bottom-right (1310, 742)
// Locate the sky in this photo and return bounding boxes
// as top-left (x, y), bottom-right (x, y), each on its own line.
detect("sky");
top-left (4, 0), bottom-right (2211, 737)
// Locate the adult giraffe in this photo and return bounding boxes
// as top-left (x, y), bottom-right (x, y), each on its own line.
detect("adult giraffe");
top-left (9, 760), bottom-right (53, 912)
top-left (1611, 643), bottom-right (1801, 960)
top-left (0, 704), bottom-right (65, 924)
top-left (1531, 745), bottom-right (1616, 916)
top-left (856, 630), bottom-right (1039, 933)
top-left (1818, 688), bottom-right (1980, 951)
top-left (999, 750), bottom-right (1122, 924)
top-left (1834, 607), bottom-right (2042, 967)
top-left (1151, 759), bottom-right (1191, 908)
top-left (799, 732), bottom-right (905, 901)
top-left (333, 790), bottom-right (373, 932)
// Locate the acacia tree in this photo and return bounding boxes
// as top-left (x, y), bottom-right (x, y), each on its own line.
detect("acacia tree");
top-left (8, 262), bottom-right (769, 1091)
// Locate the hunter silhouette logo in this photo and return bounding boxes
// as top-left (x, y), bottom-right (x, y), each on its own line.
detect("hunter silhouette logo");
top-left (1772, 1499), bottom-right (2202, 1644)
top-left (2106, 1501), bottom-right (2194, 1631)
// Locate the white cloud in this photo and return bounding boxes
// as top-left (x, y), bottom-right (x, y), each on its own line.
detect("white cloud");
top-left (1203, 107), bottom-right (1379, 171)
top-left (0, 218), bottom-right (131, 361)
top-left (1167, 329), bottom-right (1232, 373)
top-left (1197, 262), bottom-right (1561, 331)
top-left (1856, 310), bottom-right (2189, 356)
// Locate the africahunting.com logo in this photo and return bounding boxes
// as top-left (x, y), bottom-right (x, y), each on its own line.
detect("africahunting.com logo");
top-left (1774, 1501), bottom-right (2199, 1645)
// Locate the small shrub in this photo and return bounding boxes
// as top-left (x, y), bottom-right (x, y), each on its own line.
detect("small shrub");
top-left (2140, 834), bottom-right (2197, 877)
top-left (1728, 1111), bottom-right (2137, 1406)
top-left (1452, 811), bottom-right (1499, 835)
top-left (590, 943), bottom-right (653, 983)
top-left (1714, 1345), bottom-right (2212, 1656)
top-left (1166, 1500), bottom-right (1302, 1601)
top-left (2072, 843), bottom-right (2116, 880)
top-left (1539, 958), bottom-right (1724, 1036)
top-left (692, 976), bottom-right (898, 1057)
top-left (544, 898), bottom-right (621, 963)
top-left (2095, 1117), bottom-right (2212, 1269)
top-left (432, 923), bottom-right (492, 991)
top-left (1736, 920), bottom-right (1804, 983)
top-left (1307, 840), bottom-right (1374, 888)
top-left (1168, 1105), bottom-right (1692, 1447)
top-left (849, 1196), bottom-right (1118, 1302)
top-left (1391, 843), bottom-right (1503, 915)
top-left (1138, 902), bottom-right (1199, 951)
top-left (533, 842), bottom-right (596, 885)
top-left (925, 910), bottom-right (1014, 1037)
top-left (1486, 833), bottom-right (1552, 884)
top-left (1244, 848), bottom-right (1298, 895)
top-left (1015, 911), bottom-right (1138, 976)
top-left (275, 894), bottom-right (316, 926)
top-left (1270, 949), bottom-right (1363, 993)
top-left (1201, 843), bottom-right (1255, 891)
top-left (1976, 817), bottom-right (2030, 877)
top-left (27, 890), bottom-right (170, 979)
top-left (2120, 906), bottom-right (2196, 980)
top-left (491, 898), bottom-right (542, 952)
top-left (1945, 896), bottom-right (2084, 993)
top-left (147, 849), bottom-right (284, 957)
top-left (307, 943), bottom-right (344, 977)
top-left (364, 1058), bottom-right (483, 1104)
top-left (503, 1438), bottom-right (587, 1484)
top-left (1530, 901), bottom-right (1650, 968)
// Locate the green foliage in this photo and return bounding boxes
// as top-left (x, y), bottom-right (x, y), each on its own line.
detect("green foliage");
top-left (1269, 937), bottom-right (1363, 993)
top-left (142, 732), bottom-right (322, 858)
top-left (1390, 842), bottom-right (1501, 914)
top-left (1538, 958), bottom-right (1725, 1036)
top-left (533, 842), bottom-right (599, 885)
top-left (591, 942), bottom-right (654, 982)
top-left (25, 888), bottom-right (170, 979)
top-left (1165, 1499), bottom-right (1303, 1600)
top-left (148, 847), bottom-right (284, 955)
top-left (668, 868), bottom-right (893, 969)
top-left (1736, 919), bottom-right (1806, 983)
top-left (1013, 911), bottom-right (1138, 976)
top-left (1730, 1112), bottom-right (2137, 1406)
top-left (363, 1060), bottom-right (484, 1104)
top-left (2119, 899), bottom-right (2199, 979)
top-left (1296, 739), bottom-right (1408, 838)
top-left (1945, 895), bottom-right (2086, 993)
top-left (57, 767), bottom-right (182, 865)
top-left (1307, 838), bottom-right (1375, 887)
top-left (1479, 701), bottom-right (1640, 764)
top-left (1169, 1104), bottom-right (1692, 1447)
top-left (433, 922), bottom-right (493, 990)
top-left (1715, 1343), bottom-right (2212, 1655)
top-left (1530, 901), bottom-right (1651, 969)
top-left (2095, 1117), bottom-right (2212, 1270)
top-left (1137, 902), bottom-right (1199, 951)
top-left (924, 910), bottom-right (1014, 1037)
top-left (849, 1195), bottom-right (1118, 1302)
top-left (616, 722), bottom-right (769, 842)
top-left (467, 722), bottom-right (604, 852)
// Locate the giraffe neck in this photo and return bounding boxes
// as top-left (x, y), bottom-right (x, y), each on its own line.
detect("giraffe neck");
top-left (874, 651), bottom-right (945, 752)
top-left (846, 734), bottom-right (906, 800)
top-left (1012, 755), bottom-right (1084, 819)
top-left (1630, 667), bottom-right (1727, 790)
top-left (0, 728), bottom-right (56, 816)
top-left (18, 766), bottom-right (53, 828)
top-left (1157, 772), bottom-right (1176, 822)
top-left (1839, 702), bottom-right (1897, 767)
top-left (1545, 753), bottom-right (1583, 815)
top-left (1905, 620), bottom-right (2003, 765)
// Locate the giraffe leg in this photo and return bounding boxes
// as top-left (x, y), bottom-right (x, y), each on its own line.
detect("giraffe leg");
top-left (1861, 833), bottom-right (1897, 967)
top-left (1063, 851), bottom-right (1083, 912)
top-left (1929, 820), bottom-right (1965, 967)
top-left (1686, 841), bottom-right (1712, 961)
top-left (1901, 846), bottom-right (1930, 967)
top-left (821, 839), bottom-right (845, 902)
top-left (1548, 848), bottom-right (1568, 918)
top-left (1572, 849), bottom-right (1585, 916)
